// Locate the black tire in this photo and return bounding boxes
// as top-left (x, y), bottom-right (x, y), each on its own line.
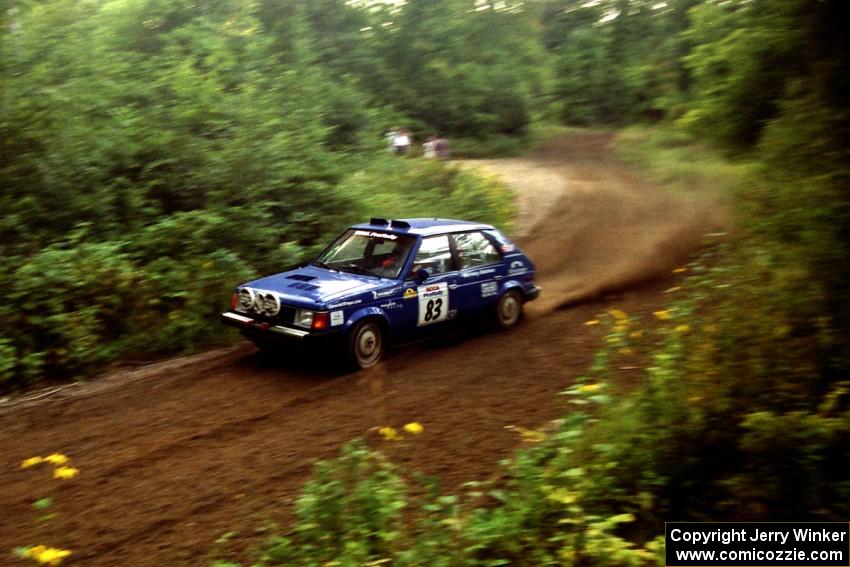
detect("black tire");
top-left (347, 320), bottom-right (384, 369)
top-left (495, 289), bottom-right (523, 330)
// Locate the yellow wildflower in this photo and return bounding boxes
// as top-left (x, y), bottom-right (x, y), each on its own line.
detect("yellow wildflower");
top-left (673, 267), bottom-right (687, 273)
top-left (675, 324), bottom-right (691, 333)
top-left (579, 383), bottom-right (601, 393)
top-left (630, 330), bottom-right (643, 338)
top-left (403, 422), bottom-right (424, 435)
top-left (21, 456), bottom-right (43, 469)
top-left (53, 466), bottom-right (79, 480)
top-left (23, 545), bottom-right (47, 559)
top-left (653, 310), bottom-right (672, 321)
top-left (584, 319), bottom-right (600, 326)
top-left (608, 308), bottom-right (629, 321)
top-left (35, 547), bottom-right (71, 566)
top-left (44, 453), bottom-right (69, 466)
top-left (378, 426), bottom-right (402, 441)
top-left (20, 545), bottom-right (72, 565)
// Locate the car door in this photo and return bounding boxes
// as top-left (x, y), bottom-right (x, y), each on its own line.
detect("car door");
top-left (400, 234), bottom-right (460, 335)
top-left (451, 231), bottom-right (506, 317)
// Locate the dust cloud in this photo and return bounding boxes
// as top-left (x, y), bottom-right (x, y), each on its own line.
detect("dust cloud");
top-left (461, 132), bottom-right (728, 315)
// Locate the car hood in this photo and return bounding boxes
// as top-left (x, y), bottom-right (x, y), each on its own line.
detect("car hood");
top-left (243, 265), bottom-right (393, 307)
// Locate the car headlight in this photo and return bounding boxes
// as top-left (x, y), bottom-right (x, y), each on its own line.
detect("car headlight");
top-left (293, 309), bottom-right (330, 330)
top-left (294, 309), bottom-right (315, 328)
top-left (257, 292), bottom-right (281, 317)
top-left (237, 288), bottom-right (256, 312)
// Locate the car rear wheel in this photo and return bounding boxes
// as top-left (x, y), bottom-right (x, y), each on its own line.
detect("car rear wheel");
top-left (347, 320), bottom-right (383, 369)
top-left (495, 289), bottom-right (523, 330)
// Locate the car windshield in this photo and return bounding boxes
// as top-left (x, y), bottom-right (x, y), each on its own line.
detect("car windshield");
top-left (313, 229), bottom-right (415, 279)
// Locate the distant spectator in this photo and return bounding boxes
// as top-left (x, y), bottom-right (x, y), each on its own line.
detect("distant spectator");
top-left (423, 135), bottom-right (437, 159)
top-left (392, 129), bottom-right (411, 155)
top-left (434, 134), bottom-right (450, 160)
top-left (385, 127), bottom-right (398, 152)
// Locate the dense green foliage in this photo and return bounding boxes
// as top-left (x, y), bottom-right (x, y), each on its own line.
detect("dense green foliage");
top-left (542, 0), bottom-right (701, 125)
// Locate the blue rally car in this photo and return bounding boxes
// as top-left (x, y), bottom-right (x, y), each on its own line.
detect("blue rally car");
top-left (220, 218), bottom-right (540, 369)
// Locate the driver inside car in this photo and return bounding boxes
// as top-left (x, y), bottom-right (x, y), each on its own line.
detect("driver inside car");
top-left (375, 242), bottom-right (407, 276)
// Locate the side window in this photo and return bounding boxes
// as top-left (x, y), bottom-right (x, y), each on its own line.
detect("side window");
top-left (412, 235), bottom-right (455, 276)
top-left (453, 232), bottom-right (501, 270)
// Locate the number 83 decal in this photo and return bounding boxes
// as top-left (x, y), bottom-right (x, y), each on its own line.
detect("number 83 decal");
top-left (417, 283), bottom-right (449, 326)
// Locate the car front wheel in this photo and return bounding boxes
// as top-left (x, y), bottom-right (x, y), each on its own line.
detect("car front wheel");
top-left (347, 320), bottom-right (384, 369)
top-left (495, 289), bottom-right (523, 330)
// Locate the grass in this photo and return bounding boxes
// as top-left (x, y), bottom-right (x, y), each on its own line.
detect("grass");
top-left (613, 126), bottom-right (752, 198)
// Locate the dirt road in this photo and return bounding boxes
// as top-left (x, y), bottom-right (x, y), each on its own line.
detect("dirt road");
top-left (0, 132), bottom-right (721, 565)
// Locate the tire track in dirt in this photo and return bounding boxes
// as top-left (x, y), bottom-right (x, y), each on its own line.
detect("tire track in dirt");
top-left (0, 132), bottom-right (724, 566)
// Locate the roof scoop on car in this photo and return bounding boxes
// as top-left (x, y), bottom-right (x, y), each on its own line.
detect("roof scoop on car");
top-left (286, 274), bottom-right (316, 281)
top-left (368, 217), bottom-right (411, 230)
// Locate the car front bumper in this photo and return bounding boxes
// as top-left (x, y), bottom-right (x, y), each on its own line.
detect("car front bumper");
top-left (221, 311), bottom-right (311, 338)
top-left (525, 285), bottom-right (541, 301)
top-left (220, 311), bottom-right (343, 348)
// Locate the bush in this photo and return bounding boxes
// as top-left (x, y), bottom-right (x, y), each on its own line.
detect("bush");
top-left (262, 440), bottom-right (407, 566)
top-left (3, 239), bottom-right (139, 383)
top-left (0, 236), bottom-right (260, 385)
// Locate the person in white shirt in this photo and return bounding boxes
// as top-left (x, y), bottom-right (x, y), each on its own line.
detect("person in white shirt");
top-left (392, 129), bottom-right (411, 155)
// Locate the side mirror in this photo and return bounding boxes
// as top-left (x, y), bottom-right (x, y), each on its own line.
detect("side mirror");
top-left (415, 268), bottom-right (430, 281)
